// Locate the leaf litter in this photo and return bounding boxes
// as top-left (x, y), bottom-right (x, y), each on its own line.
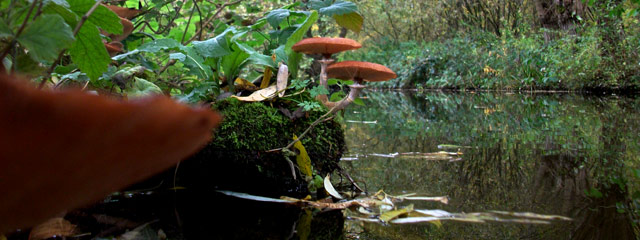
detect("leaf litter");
top-left (217, 189), bottom-right (571, 226)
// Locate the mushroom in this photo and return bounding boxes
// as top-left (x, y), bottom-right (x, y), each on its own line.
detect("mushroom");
top-left (0, 73), bottom-right (222, 232)
top-left (291, 37), bottom-right (361, 105)
top-left (325, 61), bottom-right (396, 112)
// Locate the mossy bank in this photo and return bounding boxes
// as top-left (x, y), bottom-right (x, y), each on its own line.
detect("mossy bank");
top-left (177, 98), bottom-right (347, 198)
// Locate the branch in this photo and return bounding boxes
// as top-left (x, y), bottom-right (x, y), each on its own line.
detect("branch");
top-left (186, 0), bottom-right (243, 44)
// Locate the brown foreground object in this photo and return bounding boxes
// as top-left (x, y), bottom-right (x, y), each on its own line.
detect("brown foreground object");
top-left (0, 74), bottom-right (222, 233)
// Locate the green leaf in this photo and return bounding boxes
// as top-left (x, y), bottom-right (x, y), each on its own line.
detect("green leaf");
top-left (329, 92), bottom-right (345, 102)
top-left (353, 97), bottom-right (364, 106)
top-left (309, 85), bottom-right (329, 98)
top-left (192, 33), bottom-right (231, 58)
top-left (17, 14), bottom-right (74, 62)
top-left (333, 12), bottom-right (363, 33)
top-left (318, 0), bottom-right (357, 16)
top-left (43, 2), bottom-right (79, 26)
top-left (138, 38), bottom-right (183, 52)
top-left (236, 43), bottom-right (276, 68)
top-left (43, 0), bottom-right (70, 8)
top-left (125, 77), bottom-right (162, 98)
top-left (284, 10), bottom-right (318, 78)
top-left (265, 9), bottom-right (290, 28)
top-left (69, 21), bottom-right (110, 81)
top-left (182, 46), bottom-right (212, 79)
top-left (221, 44), bottom-right (250, 80)
top-left (67, 0), bottom-right (122, 35)
top-left (309, 0), bottom-right (332, 10)
top-left (0, 19), bottom-right (13, 38)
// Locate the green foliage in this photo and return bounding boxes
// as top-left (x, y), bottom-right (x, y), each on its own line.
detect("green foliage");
top-left (17, 14), bottom-right (74, 62)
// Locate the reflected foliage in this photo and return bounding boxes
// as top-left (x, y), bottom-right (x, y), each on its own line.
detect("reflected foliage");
top-left (341, 91), bottom-right (640, 239)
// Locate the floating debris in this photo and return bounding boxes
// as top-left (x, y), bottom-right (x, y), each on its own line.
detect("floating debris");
top-left (345, 120), bottom-right (378, 124)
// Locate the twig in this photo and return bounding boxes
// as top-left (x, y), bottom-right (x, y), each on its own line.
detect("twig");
top-left (186, 0), bottom-right (243, 44)
top-left (39, 0), bottom-right (103, 89)
top-left (73, 0), bottom-right (103, 35)
top-left (181, 3), bottom-right (196, 44)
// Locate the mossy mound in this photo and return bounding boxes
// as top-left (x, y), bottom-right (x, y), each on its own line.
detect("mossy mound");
top-left (178, 98), bottom-right (346, 198)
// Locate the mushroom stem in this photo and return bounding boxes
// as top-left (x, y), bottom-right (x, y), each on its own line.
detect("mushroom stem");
top-left (326, 82), bottom-right (365, 114)
top-left (316, 57), bottom-right (335, 107)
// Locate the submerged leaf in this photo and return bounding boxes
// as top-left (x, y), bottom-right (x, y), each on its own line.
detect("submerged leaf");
top-left (324, 174), bottom-right (344, 199)
top-left (380, 204), bottom-right (414, 222)
top-left (218, 190), bottom-right (296, 203)
top-left (293, 134), bottom-right (312, 177)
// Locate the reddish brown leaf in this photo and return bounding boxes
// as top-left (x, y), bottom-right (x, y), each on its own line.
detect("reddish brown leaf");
top-left (28, 218), bottom-right (77, 240)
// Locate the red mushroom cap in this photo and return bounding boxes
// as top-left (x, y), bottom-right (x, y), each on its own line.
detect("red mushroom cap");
top-left (0, 74), bottom-right (222, 232)
top-left (326, 61), bottom-right (397, 82)
top-left (292, 37), bottom-right (361, 57)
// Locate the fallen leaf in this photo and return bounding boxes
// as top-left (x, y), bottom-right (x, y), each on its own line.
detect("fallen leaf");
top-left (29, 218), bottom-right (77, 240)
top-left (231, 84), bottom-right (278, 102)
top-left (276, 64), bottom-right (288, 97)
top-left (234, 78), bottom-right (259, 91)
top-left (324, 174), bottom-right (344, 200)
top-left (293, 134), bottom-right (312, 177)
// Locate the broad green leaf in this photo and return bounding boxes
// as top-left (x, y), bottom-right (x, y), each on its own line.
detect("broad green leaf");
top-left (178, 46), bottom-right (211, 80)
top-left (318, 0), bottom-right (357, 16)
top-left (17, 14), bottom-right (74, 62)
top-left (138, 38), bottom-right (182, 52)
top-left (236, 43), bottom-right (276, 68)
top-left (192, 33), bottom-right (232, 58)
top-left (125, 77), bottom-right (162, 98)
top-left (43, 2), bottom-right (80, 26)
top-left (309, 0), bottom-right (332, 10)
top-left (333, 12), bottom-right (363, 33)
top-left (284, 10), bottom-right (318, 78)
top-left (112, 39), bottom-right (182, 60)
top-left (265, 9), bottom-right (290, 28)
top-left (0, 19), bottom-right (13, 38)
top-left (67, 0), bottom-right (122, 35)
top-left (324, 174), bottom-right (344, 199)
top-left (221, 44), bottom-right (250, 80)
top-left (69, 21), bottom-right (110, 81)
top-left (293, 134), bottom-right (312, 177)
top-left (43, 0), bottom-right (70, 8)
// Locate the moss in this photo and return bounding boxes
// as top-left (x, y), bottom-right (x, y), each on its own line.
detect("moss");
top-left (178, 98), bottom-right (346, 197)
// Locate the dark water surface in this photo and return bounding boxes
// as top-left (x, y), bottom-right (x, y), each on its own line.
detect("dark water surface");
top-left (340, 90), bottom-right (640, 239)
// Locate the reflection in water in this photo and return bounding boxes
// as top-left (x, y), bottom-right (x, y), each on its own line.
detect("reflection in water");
top-left (341, 91), bottom-right (640, 239)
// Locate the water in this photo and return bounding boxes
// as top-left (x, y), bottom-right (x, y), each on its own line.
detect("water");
top-left (340, 91), bottom-right (640, 239)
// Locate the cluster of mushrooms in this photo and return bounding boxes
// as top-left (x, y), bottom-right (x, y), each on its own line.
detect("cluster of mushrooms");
top-left (291, 37), bottom-right (397, 112)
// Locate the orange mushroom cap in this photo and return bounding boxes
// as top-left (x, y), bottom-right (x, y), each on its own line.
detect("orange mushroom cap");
top-left (326, 61), bottom-right (397, 82)
top-left (0, 74), bottom-right (222, 232)
top-left (292, 37), bottom-right (361, 57)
